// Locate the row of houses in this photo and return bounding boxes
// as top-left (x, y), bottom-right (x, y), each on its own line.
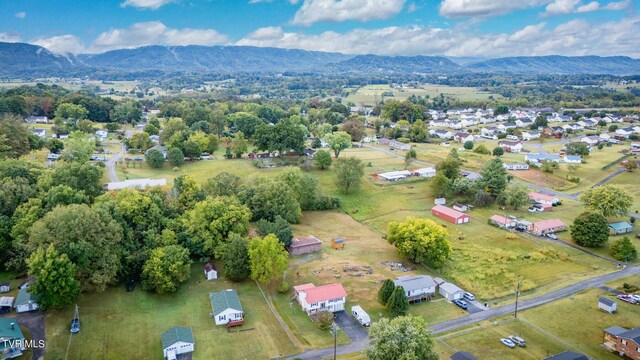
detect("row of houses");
top-left (489, 215), bottom-right (567, 235)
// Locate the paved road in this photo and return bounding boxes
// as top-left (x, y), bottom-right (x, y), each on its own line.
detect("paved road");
top-left (283, 266), bottom-right (640, 359)
top-left (105, 130), bottom-right (138, 183)
top-left (598, 285), bottom-right (623, 295)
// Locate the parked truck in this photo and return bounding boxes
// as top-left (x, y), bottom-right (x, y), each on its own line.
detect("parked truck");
top-left (351, 305), bottom-right (371, 327)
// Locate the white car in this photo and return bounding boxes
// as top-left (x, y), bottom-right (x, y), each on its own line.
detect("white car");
top-left (508, 335), bottom-right (526, 347)
top-left (546, 233), bottom-right (558, 240)
top-left (500, 338), bottom-right (516, 348)
top-left (463, 292), bottom-right (475, 302)
top-left (629, 294), bottom-right (640, 302)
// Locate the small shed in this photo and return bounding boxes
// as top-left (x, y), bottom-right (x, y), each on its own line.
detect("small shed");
top-left (0, 296), bottom-right (14, 314)
top-left (289, 236), bottom-right (322, 256)
top-left (0, 282), bottom-right (9, 293)
top-left (14, 287), bottom-right (38, 313)
top-left (204, 263), bottom-right (217, 280)
top-left (434, 198), bottom-right (446, 205)
top-left (452, 204), bottom-right (468, 212)
top-left (431, 205), bottom-right (470, 225)
top-left (599, 297), bottom-right (617, 314)
top-left (331, 238), bottom-right (345, 250)
top-left (439, 282), bottom-right (464, 301)
top-left (609, 222), bottom-right (633, 236)
top-left (161, 326), bottom-right (194, 360)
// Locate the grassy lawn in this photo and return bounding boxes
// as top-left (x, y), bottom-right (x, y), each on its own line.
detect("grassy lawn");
top-left (344, 84), bottom-right (501, 106)
top-left (440, 318), bottom-right (569, 359)
top-left (521, 287), bottom-right (640, 359)
top-left (45, 265), bottom-right (300, 360)
top-left (605, 275), bottom-right (640, 291)
top-left (608, 171), bottom-right (640, 214)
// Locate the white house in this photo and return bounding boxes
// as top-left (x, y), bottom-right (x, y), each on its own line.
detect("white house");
top-left (564, 155), bottom-right (582, 164)
top-left (25, 116), bottom-right (48, 124)
top-left (293, 283), bottom-right (347, 315)
top-left (581, 136), bottom-right (600, 146)
top-left (378, 170), bottom-right (412, 181)
top-left (529, 192), bottom-right (560, 205)
top-left (522, 131), bottom-right (540, 140)
top-left (210, 290), bottom-right (244, 326)
top-left (616, 128), bottom-right (634, 137)
top-left (503, 163), bottom-right (530, 170)
top-left (516, 119), bottom-right (533, 128)
top-left (14, 287), bottom-right (38, 313)
top-left (204, 263), bottom-right (217, 280)
top-left (389, 140), bottom-right (411, 151)
top-left (393, 275), bottom-right (436, 302)
top-left (439, 282), bottom-right (464, 301)
top-left (454, 132), bottom-right (474, 143)
top-left (31, 128), bottom-right (46, 139)
top-left (413, 167), bottom-right (436, 178)
top-left (498, 141), bottom-right (523, 153)
top-left (598, 297), bottom-right (617, 314)
top-left (525, 154), bottom-right (561, 163)
top-left (161, 326), bottom-right (194, 360)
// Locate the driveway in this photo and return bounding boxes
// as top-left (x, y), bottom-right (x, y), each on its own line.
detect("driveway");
top-left (15, 311), bottom-right (46, 360)
top-left (466, 301), bottom-right (486, 314)
top-left (333, 311), bottom-right (368, 342)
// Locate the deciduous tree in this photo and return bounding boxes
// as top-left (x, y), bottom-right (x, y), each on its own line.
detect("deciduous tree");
top-left (580, 185), bottom-right (632, 217)
top-left (248, 234), bottom-right (288, 284)
top-left (27, 245), bottom-right (80, 310)
top-left (570, 211), bottom-right (610, 247)
top-left (314, 150), bottom-right (332, 169)
top-left (146, 148), bottom-right (165, 168)
top-left (611, 237), bottom-right (637, 262)
top-left (365, 315), bottom-right (438, 360)
top-left (141, 245), bottom-right (191, 294)
top-left (334, 157), bottom-right (365, 194)
top-left (167, 147), bottom-right (184, 167)
top-left (386, 217), bottom-right (451, 267)
top-left (323, 131), bottom-right (352, 158)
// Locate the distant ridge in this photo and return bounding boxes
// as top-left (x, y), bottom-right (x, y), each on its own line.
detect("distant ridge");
top-left (1, 42), bottom-right (639, 77)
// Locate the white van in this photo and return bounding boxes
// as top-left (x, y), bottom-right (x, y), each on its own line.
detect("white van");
top-left (351, 305), bottom-right (371, 327)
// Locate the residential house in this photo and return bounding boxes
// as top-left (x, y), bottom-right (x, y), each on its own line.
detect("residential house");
top-left (210, 290), bottom-right (244, 326)
top-left (503, 163), bottom-right (529, 170)
top-left (490, 215), bottom-right (517, 229)
top-left (599, 297), bottom-right (617, 314)
top-left (532, 219), bottom-right (566, 236)
top-left (515, 119), bottom-right (533, 128)
top-left (522, 131), bottom-right (540, 140)
top-left (439, 282), bottom-right (464, 301)
top-left (145, 145), bottom-right (168, 159)
top-left (454, 132), bottom-right (474, 143)
top-left (288, 236), bottom-right (322, 256)
top-left (304, 148), bottom-right (317, 158)
top-left (581, 136), bottom-right (600, 146)
top-left (378, 170), bottom-right (412, 181)
top-left (432, 205), bottom-right (470, 225)
top-left (413, 167), bottom-right (436, 178)
top-left (616, 127), bottom-right (635, 138)
top-left (481, 126), bottom-right (499, 138)
top-left (564, 155), bottom-right (582, 164)
top-left (161, 326), bottom-right (194, 360)
top-left (31, 128), bottom-right (46, 139)
top-left (14, 287), bottom-right (38, 313)
top-left (24, 116), bottom-right (48, 124)
top-left (434, 130), bottom-right (453, 139)
top-left (563, 123), bottom-right (583, 132)
top-left (603, 326), bottom-right (640, 359)
top-left (543, 351), bottom-right (588, 360)
top-left (609, 222), bottom-right (634, 236)
top-left (106, 178), bottom-right (167, 191)
top-left (0, 318), bottom-right (26, 359)
top-left (529, 192), bottom-right (560, 205)
top-left (393, 275), bottom-right (436, 303)
top-left (498, 141), bottom-right (522, 153)
top-left (203, 263), bottom-right (217, 280)
top-left (388, 139), bottom-right (411, 151)
top-left (293, 283), bottom-right (347, 315)
top-left (525, 153), bottom-right (561, 164)
top-left (461, 170), bottom-right (482, 181)
top-left (150, 135), bottom-right (160, 143)
top-left (550, 126), bottom-right (565, 134)
top-left (502, 122), bottom-right (517, 131)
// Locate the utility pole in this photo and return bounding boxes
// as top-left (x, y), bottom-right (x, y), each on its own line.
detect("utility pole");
top-left (330, 322), bottom-right (339, 360)
top-left (514, 281), bottom-right (521, 318)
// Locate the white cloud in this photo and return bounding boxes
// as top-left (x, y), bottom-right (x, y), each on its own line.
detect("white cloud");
top-left (543, 0), bottom-right (630, 16)
top-left (32, 35), bottom-right (85, 54)
top-left (238, 16), bottom-right (640, 57)
top-left (0, 32), bottom-right (22, 42)
top-left (407, 2), bottom-right (418, 13)
top-left (91, 21), bottom-right (227, 52)
top-left (603, 0), bottom-right (631, 10)
top-left (15, 12), bottom-right (26, 19)
top-left (439, 0), bottom-right (548, 18)
top-left (121, 0), bottom-right (176, 9)
top-left (291, 0), bottom-right (407, 26)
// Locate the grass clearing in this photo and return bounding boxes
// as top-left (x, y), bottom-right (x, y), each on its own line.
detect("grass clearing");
top-left (45, 265), bottom-right (300, 360)
top-left (344, 84), bottom-right (501, 106)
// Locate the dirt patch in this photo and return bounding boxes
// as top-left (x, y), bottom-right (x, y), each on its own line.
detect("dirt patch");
top-left (508, 169), bottom-right (568, 190)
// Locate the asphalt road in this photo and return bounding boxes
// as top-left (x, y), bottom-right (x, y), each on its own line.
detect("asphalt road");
top-left (105, 129), bottom-right (137, 183)
top-left (283, 266), bottom-right (640, 359)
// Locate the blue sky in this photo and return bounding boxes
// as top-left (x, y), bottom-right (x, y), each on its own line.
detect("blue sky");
top-left (1, 0), bottom-right (638, 57)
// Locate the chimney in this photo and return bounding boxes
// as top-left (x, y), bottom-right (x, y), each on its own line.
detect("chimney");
top-left (10, 322), bottom-right (14, 330)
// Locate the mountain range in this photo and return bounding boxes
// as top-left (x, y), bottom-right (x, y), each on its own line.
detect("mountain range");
top-left (1, 42), bottom-right (639, 77)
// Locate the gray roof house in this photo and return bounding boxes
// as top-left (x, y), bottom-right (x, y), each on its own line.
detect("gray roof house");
top-left (14, 287), bottom-right (38, 313)
top-left (393, 275), bottom-right (436, 302)
top-left (543, 351), bottom-right (588, 360)
top-left (0, 318), bottom-right (26, 359)
top-left (210, 290), bottom-right (244, 326)
top-left (145, 145), bottom-right (168, 159)
top-left (161, 326), bottom-right (194, 360)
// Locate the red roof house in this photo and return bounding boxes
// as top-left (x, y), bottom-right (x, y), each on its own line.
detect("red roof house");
top-left (431, 205), bottom-right (470, 225)
top-left (293, 283), bottom-right (347, 314)
top-left (489, 215), bottom-right (516, 228)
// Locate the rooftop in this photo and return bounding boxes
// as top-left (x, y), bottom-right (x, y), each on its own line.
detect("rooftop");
top-left (210, 290), bottom-right (243, 316)
top-left (432, 205), bottom-right (467, 219)
top-left (533, 219), bottom-right (566, 230)
top-left (290, 236), bottom-right (322, 248)
top-left (440, 282), bottom-right (463, 294)
top-left (393, 275), bottom-right (436, 292)
top-left (609, 222), bottom-right (633, 230)
top-left (15, 287), bottom-right (37, 306)
top-left (543, 351), bottom-right (588, 360)
top-left (529, 192), bottom-right (557, 202)
top-left (599, 297), bottom-right (616, 306)
top-left (295, 283), bottom-right (347, 303)
top-left (0, 318), bottom-right (24, 344)
top-left (161, 326), bottom-right (194, 349)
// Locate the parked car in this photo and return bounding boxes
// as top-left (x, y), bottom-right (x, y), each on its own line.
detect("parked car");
top-left (47, 153), bottom-right (59, 160)
top-left (636, 233), bottom-right (640, 239)
top-left (70, 318), bottom-right (80, 334)
top-left (629, 294), bottom-right (640, 302)
top-left (453, 299), bottom-right (468, 310)
top-left (508, 335), bottom-right (526, 347)
top-left (500, 338), bottom-right (516, 348)
top-left (528, 207), bottom-right (537, 213)
top-left (617, 294), bottom-right (637, 304)
top-left (463, 292), bottom-right (475, 302)
top-left (546, 233), bottom-right (558, 240)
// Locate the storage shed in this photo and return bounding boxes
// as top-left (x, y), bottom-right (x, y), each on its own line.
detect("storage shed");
top-left (599, 297), bottom-right (617, 314)
top-left (434, 198), bottom-right (446, 205)
top-left (204, 263), bottom-right (217, 280)
top-left (288, 236), bottom-right (322, 256)
top-left (439, 282), bottom-right (464, 301)
top-left (431, 205), bottom-right (470, 225)
top-left (0, 282), bottom-right (9, 293)
top-left (331, 238), bottom-right (345, 250)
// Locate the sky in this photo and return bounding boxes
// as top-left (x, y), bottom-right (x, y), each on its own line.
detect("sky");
top-left (1, 0), bottom-right (639, 57)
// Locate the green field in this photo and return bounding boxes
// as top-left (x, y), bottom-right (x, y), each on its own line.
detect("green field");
top-left (344, 84), bottom-right (501, 106)
top-left (45, 265), bottom-right (308, 360)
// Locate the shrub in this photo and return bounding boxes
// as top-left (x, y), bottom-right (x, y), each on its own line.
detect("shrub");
top-left (474, 144), bottom-right (490, 154)
top-left (277, 281), bottom-right (291, 294)
top-left (316, 310), bottom-right (334, 330)
top-left (611, 237), bottom-right (638, 262)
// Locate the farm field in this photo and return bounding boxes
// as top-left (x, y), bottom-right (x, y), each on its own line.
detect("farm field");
top-left (44, 265), bottom-right (307, 360)
top-left (344, 84), bottom-right (501, 106)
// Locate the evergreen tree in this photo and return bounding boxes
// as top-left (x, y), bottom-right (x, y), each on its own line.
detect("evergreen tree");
top-left (478, 157), bottom-right (509, 197)
top-left (378, 279), bottom-right (395, 305)
top-left (387, 286), bottom-right (409, 317)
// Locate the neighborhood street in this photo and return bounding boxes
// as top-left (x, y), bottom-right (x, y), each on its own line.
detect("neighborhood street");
top-left (105, 129), bottom-right (137, 183)
top-left (284, 265), bottom-right (640, 360)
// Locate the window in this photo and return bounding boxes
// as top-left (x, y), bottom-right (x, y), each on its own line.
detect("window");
top-left (622, 340), bottom-right (627, 345)
top-left (218, 315), bottom-right (225, 321)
